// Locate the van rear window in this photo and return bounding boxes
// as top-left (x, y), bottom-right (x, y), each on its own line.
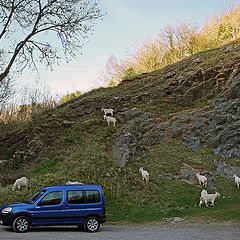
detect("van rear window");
top-left (67, 190), bottom-right (100, 204)
top-left (85, 190), bottom-right (100, 203)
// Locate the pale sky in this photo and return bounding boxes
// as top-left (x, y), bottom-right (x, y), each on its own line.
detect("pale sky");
top-left (19, 0), bottom-right (240, 97)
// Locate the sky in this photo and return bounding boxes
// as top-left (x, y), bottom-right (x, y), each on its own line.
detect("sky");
top-left (19, 0), bottom-right (240, 98)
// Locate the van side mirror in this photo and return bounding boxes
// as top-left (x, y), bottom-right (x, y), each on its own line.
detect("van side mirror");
top-left (38, 200), bottom-right (43, 206)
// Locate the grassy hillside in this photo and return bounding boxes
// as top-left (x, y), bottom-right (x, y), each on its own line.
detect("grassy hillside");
top-left (0, 41), bottom-right (240, 224)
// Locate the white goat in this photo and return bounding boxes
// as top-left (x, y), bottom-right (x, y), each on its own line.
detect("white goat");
top-left (101, 108), bottom-right (114, 117)
top-left (233, 174), bottom-right (240, 189)
top-left (196, 172), bottom-right (207, 187)
top-left (139, 167), bottom-right (149, 182)
top-left (12, 177), bottom-right (28, 191)
top-left (199, 191), bottom-right (220, 207)
top-left (66, 180), bottom-right (83, 185)
top-left (104, 115), bottom-right (116, 127)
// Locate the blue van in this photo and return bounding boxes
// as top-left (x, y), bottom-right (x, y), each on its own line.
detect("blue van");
top-left (0, 184), bottom-right (106, 233)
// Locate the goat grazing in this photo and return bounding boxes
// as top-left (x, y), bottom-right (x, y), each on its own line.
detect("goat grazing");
top-left (196, 172), bottom-right (207, 187)
top-left (101, 108), bottom-right (114, 117)
top-left (12, 177), bottom-right (28, 191)
top-left (66, 180), bottom-right (83, 185)
top-left (104, 115), bottom-right (117, 127)
top-left (139, 167), bottom-right (149, 182)
top-left (199, 191), bottom-right (220, 207)
top-left (233, 174), bottom-right (240, 189)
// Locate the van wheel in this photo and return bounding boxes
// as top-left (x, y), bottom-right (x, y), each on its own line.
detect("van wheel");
top-left (12, 216), bottom-right (30, 233)
top-left (84, 216), bottom-right (100, 232)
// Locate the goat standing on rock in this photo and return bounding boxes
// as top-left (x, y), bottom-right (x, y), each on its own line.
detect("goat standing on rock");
top-left (196, 172), bottom-right (207, 187)
top-left (139, 167), bottom-right (149, 182)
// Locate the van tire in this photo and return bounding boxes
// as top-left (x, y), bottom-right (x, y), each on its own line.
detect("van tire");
top-left (84, 216), bottom-right (100, 232)
top-left (12, 216), bottom-right (30, 233)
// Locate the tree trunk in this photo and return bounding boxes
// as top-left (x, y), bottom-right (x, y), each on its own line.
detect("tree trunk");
top-left (0, 72), bottom-right (9, 84)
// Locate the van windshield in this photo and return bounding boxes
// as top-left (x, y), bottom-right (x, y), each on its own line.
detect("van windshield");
top-left (23, 190), bottom-right (46, 204)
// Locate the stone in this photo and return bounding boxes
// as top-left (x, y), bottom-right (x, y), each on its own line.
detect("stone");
top-left (225, 45), bottom-right (234, 53)
top-left (163, 217), bottom-right (185, 224)
top-left (213, 160), bottom-right (240, 181)
top-left (63, 120), bottom-right (75, 124)
top-left (0, 160), bottom-right (8, 164)
top-left (194, 57), bottom-right (204, 63)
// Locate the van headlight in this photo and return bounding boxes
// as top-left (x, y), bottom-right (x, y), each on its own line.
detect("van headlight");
top-left (1, 207), bottom-right (12, 214)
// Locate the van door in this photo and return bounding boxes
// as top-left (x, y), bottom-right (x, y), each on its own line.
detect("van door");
top-left (64, 190), bottom-right (86, 224)
top-left (31, 191), bottom-right (65, 226)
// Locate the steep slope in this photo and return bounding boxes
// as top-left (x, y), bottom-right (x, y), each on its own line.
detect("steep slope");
top-left (0, 41), bottom-right (240, 223)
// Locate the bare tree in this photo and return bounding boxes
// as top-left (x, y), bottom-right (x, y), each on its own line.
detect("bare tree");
top-left (0, 49), bottom-right (15, 107)
top-left (0, 77), bottom-right (14, 107)
top-left (134, 38), bottom-right (165, 73)
top-left (0, 0), bottom-right (104, 83)
top-left (100, 55), bottom-right (128, 86)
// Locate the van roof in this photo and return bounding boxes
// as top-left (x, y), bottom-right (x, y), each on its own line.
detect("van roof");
top-left (42, 184), bottom-right (102, 191)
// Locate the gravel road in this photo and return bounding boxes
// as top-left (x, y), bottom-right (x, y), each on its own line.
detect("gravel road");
top-left (0, 223), bottom-right (240, 240)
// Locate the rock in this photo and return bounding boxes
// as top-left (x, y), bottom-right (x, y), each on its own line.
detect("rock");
top-left (180, 179), bottom-right (195, 185)
top-left (229, 65), bottom-right (240, 79)
top-left (166, 71), bottom-right (176, 79)
top-left (213, 160), bottom-right (240, 181)
top-left (158, 175), bottom-right (165, 180)
top-left (0, 160), bottom-right (8, 164)
top-left (194, 57), bottom-right (204, 63)
top-left (165, 173), bottom-right (176, 180)
top-left (163, 217), bottom-right (185, 224)
top-left (225, 45), bottom-right (234, 53)
top-left (194, 68), bottom-right (204, 79)
top-left (63, 120), bottom-right (75, 124)
top-left (177, 76), bottom-right (185, 84)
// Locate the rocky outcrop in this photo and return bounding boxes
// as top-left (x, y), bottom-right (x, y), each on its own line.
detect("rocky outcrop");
top-left (111, 74), bottom-right (240, 166)
top-left (158, 164), bottom-right (216, 189)
top-left (156, 160), bottom-right (240, 188)
top-left (213, 160), bottom-right (240, 181)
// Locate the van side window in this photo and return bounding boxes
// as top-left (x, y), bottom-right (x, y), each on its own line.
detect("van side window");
top-left (67, 191), bottom-right (85, 204)
top-left (67, 190), bottom-right (100, 204)
top-left (85, 190), bottom-right (100, 203)
top-left (41, 191), bottom-right (62, 206)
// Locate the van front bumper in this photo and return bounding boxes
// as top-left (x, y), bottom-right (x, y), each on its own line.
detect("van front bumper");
top-left (0, 213), bottom-right (14, 226)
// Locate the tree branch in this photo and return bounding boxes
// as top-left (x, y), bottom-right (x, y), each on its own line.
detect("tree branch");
top-left (0, 0), bottom-right (104, 83)
top-left (0, 1), bottom-right (15, 40)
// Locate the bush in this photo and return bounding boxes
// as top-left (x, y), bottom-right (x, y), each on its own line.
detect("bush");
top-left (59, 91), bottom-right (82, 104)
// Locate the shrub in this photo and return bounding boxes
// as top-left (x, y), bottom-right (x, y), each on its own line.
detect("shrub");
top-left (59, 91), bottom-right (82, 104)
